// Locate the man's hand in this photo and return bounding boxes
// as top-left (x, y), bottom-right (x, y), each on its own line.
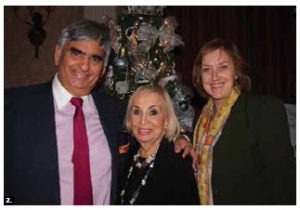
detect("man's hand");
top-left (174, 135), bottom-right (197, 170)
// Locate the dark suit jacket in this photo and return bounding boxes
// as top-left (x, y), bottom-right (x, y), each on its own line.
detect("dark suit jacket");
top-left (119, 139), bottom-right (199, 205)
top-left (203, 94), bottom-right (296, 205)
top-left (4, 81), bottom-right (130, 205)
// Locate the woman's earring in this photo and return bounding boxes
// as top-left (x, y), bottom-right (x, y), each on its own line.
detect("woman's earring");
top-left (234, 75), bottom-right (239, 87)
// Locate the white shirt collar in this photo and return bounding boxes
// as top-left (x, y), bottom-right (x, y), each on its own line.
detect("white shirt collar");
top-left (52, 74), bottom-right (91, 110)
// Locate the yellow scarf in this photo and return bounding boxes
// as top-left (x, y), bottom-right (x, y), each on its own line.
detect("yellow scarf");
top-left (193, 87), bottom-right (240, 205)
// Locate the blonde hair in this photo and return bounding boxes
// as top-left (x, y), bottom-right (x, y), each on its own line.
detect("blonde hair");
top-left (124, 85), bottom-right (181, 141)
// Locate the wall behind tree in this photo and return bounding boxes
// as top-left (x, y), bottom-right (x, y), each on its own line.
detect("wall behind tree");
top-left (4, 6), bottom-right (296, 104)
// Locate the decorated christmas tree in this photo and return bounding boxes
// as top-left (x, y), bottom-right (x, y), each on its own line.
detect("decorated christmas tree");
top-left (102, 6), bottom-right (194, 132)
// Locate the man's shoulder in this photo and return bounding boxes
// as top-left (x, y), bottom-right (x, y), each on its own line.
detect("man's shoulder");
top-left (4, 82), bottom-right (51, 95)
top-left (92, 88), bottom-right (127, 108)
top-left (91, 88), bottom-right (128, 124)
top-left (5, 81), bottom-right (52, 100)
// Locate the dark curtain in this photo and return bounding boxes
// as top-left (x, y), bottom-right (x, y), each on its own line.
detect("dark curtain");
top-left (165, 6), bottom-right (296, 104)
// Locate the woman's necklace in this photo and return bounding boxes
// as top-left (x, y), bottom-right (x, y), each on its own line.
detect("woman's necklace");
top-left (120, 145), bottom-right (160, 205)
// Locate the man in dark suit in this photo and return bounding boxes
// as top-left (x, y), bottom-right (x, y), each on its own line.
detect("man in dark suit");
top-left (4, 19), bottom-right (130, 205)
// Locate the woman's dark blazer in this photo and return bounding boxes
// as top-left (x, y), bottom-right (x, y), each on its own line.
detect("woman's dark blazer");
top-left (204, 94), bottom-right (296, 205)
top-left (119, 139), bottom-right (199, 205)
top-left (4, 81), bottom-right (130, 205)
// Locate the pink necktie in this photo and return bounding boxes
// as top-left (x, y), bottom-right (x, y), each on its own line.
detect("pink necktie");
top-left (70, 97), bottom-right (93, 205)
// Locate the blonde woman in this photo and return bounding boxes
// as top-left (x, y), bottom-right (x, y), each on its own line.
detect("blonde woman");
top-left (119, 85), bottom-right (199, 205)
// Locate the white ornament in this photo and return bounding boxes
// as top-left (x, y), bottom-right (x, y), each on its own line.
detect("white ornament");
top-left (115, 81), bottom-right (129, 94)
